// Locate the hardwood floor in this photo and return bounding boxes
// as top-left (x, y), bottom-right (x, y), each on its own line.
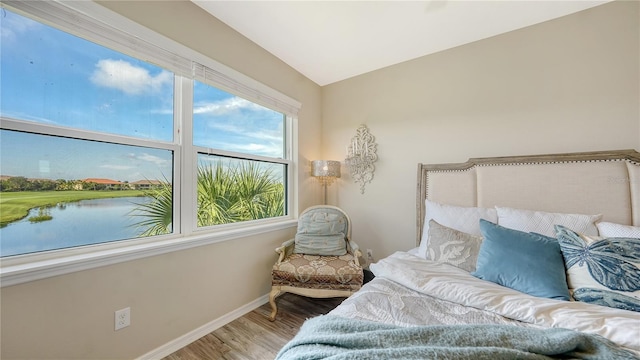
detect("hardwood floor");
top-left (162, 294), bottom-right (344, 360)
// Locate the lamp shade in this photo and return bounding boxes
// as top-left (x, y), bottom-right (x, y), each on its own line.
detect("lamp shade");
top-left (311, 160), bottom-right (341, 179)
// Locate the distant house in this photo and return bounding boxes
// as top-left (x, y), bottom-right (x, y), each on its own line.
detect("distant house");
top-left (130, 180), bottom-right (163, 190)
top-left (79, 178), bottom-right (125, 190)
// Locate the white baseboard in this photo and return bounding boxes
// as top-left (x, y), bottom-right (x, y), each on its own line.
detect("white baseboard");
top-left (137, 294), bottom-right (270, 360)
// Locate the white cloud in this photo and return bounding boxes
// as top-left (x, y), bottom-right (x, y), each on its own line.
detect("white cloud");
top-left (1, 11), bottom-right (41, 42)
top-left (195, 123), bottom-right (283, 157)
top-left (225, 142), bottom-right (282, 158)
top-left (90, 59), bottom-right (172, 95)
top-left (246, 130), bottom-right (282, 143)
top-left (193, 97), bottom-right (267, 116)
top-left (204, 122), bottom-right (283, 144)
top-left (100, 164), bottom-right (134, 170)
top-left (0, 110), bottom-right (59, 125)
top-left (192, 96), bottom-right (284, 157)
top-left (137, 153), bottom-right (169, 166)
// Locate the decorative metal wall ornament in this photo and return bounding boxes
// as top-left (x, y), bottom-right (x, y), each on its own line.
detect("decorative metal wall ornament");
top-left (345, 124), bottom-right (378, 194)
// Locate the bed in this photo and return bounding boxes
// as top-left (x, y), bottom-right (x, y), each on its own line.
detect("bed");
top-left (276, 149), bottom-right (640, 360)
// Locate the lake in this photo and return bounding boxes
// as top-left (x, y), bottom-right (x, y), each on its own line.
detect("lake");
top-left (0, 197), bottom-right (155, 257)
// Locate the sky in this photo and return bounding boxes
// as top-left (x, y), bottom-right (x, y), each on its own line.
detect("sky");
top-left (0, 8), bottom-right (284, 183)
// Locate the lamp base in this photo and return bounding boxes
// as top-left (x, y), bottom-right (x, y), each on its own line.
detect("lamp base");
top-left (322, 183), bottom-right (328, 205)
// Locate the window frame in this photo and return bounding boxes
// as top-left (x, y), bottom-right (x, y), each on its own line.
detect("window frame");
top-left (0, 0), bottom-right (300, 287)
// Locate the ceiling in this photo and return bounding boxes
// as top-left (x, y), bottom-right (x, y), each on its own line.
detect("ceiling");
top-left (192, 1), bottom-right (612, 86)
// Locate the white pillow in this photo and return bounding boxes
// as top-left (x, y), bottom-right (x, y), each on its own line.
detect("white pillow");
top-left (597, 222), bottom-right (640, 238)
top-left (495, 206), bottom-right (601, 238)
top-left (426, 220), bottom-right (483, 272)
top-left (418, 200), bottom-right (497, 259)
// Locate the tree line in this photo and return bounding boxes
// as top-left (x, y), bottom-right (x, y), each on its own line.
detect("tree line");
top-left (0, 177), bottom-right (124, 192)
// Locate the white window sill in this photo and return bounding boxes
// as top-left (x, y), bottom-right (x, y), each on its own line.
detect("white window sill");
top-left (0, 219), bottom-right (297, 287)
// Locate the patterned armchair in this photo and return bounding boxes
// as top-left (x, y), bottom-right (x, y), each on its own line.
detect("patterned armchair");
top-left (269, 205), bottom-right (364, 321)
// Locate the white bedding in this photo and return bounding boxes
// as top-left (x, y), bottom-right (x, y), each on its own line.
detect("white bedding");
top-left (330, 274), bottom-right (537, 328)
top-left (330, 251), bottom-right (640, 354)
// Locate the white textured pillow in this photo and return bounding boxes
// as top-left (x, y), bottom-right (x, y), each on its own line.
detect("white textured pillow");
top-left (597, 222), bottom-right (640, 238)
top-left (418, 200), bottom-right (497, 258)
top-left (495, 206), bottom-right (601, 238)
top-left (427, 220), bottom-right (483, 272)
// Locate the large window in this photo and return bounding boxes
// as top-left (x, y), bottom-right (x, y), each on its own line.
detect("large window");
top-left (193, 81), bottom-right (287, 229)
top-left (0, 3), bottom-right (297, 260)
top-left (0, 8), bottom-right (174, 141)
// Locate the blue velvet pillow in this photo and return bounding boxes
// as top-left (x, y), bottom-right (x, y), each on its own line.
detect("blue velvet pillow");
top-left (472, 219), bottom-right (570, 301)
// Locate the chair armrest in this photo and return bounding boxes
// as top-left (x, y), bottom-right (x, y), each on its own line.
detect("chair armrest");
top-left (347, 240), bottom-right (363, 267)
top-left (275, 238), bottom-right (295, 264)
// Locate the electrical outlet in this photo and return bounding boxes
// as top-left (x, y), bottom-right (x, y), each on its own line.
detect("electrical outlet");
top-left (115, 307), bottom-right (130, 331)
top-left (366, 248), bottom-right (374, 262)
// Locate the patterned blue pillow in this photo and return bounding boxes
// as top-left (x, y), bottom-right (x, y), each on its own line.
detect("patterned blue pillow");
top-left (555, 225), bottom-right (640, 311)
top-left (573, 288), bottom-right (640, 312)
top-left (472, 220), bottom-right (570, 301)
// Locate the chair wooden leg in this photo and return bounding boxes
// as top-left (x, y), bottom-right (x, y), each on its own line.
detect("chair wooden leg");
top-left (268, 287), bottom-right (282, 321)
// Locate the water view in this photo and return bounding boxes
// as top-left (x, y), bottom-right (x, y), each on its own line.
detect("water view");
top-left (0, 197), bottom-right (152, 257)
top-left (1, 8), bottom-right (289, 258)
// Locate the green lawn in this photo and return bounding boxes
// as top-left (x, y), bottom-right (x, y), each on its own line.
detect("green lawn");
top-left (0, 190), bottom-right (145, 226)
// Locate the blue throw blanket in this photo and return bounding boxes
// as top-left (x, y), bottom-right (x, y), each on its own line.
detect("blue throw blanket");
top-left (276, 315), bottom-right (639, 360)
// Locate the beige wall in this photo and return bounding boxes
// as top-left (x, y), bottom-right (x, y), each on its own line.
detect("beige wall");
top-left (322, 0), bottom-right (639, 261)
top-left (0, 1), bottom-right (323, 359)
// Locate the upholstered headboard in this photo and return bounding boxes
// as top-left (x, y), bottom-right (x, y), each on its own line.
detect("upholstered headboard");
top-left (416, 149), bottom-right (640, 245)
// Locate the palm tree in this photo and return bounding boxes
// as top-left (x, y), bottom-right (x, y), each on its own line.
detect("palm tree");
top-left (197, 163), bottom-right (239, 226)
top-left (130, 180), bottom-right (173, 236)
top-left (232, 162), bottom-right (283, 222)
top-left (131, 161), bottom-right (285, 236)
